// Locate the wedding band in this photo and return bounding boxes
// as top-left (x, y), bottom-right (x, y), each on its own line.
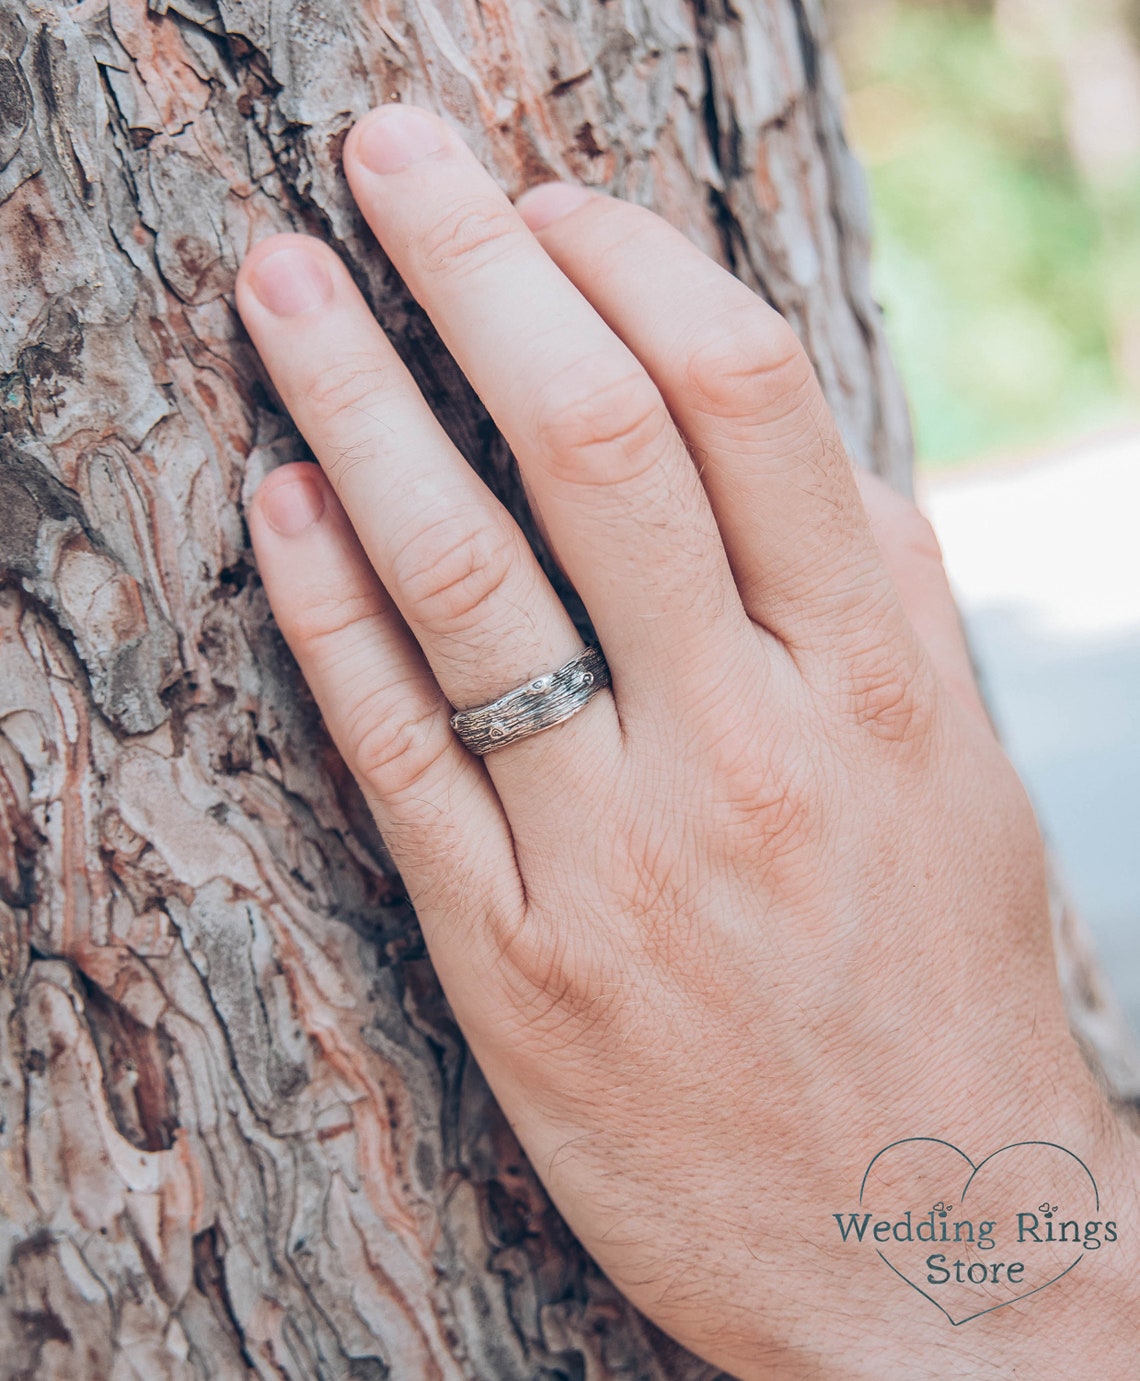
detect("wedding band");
top-left (449, 644), bottom-right (610, 755)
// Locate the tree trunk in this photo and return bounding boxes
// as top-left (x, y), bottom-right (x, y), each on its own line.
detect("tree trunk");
top-left (0, 1), bottom-right (1134, 1376)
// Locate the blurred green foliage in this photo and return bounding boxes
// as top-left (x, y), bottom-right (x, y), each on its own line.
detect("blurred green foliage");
top-left (836, 2), bottom-right (1140, 466)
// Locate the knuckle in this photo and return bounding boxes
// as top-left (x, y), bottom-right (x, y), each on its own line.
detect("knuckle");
top-left (272, 582), bottom-right (459, 802)
top-left (304, 354), bottom-right (391, 423)
top-left (491, 915), bottom-right (630, 1060)
top-left (701, 710), bottom-right (823, 862)
top-left (683, 302), bottom-right (814, 422)
top-left (860, 471), bottom-right (948, 570)
top-left (537, 363), bottom-right (671, 483)
top-left (899, 507), bottom-right (945, 568)
top-left (715, 765), bottom-right (818, 862)
top-left (618, 854), bottom-right (705, 971)
top-left (417, 196), bottom-right (521, 279)
top-left (347, 694), bottom-right (453, 802)
top-left (391, 513), bottom-right (515, 635)
top-left (495, 918), bottom-right (576, 1016)
top-left (846, 644), bottom-right (931, 746)
top-left (279, 587), bottom-right (384, 658)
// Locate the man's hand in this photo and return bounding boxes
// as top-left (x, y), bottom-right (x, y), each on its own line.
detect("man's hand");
top-left (235, 104), bottom-right (1139, 1377)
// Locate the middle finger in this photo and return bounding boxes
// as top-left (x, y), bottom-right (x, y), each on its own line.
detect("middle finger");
top-left (342, 104), bottom-right (758, 719)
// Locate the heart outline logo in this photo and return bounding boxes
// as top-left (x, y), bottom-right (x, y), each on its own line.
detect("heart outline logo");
top-left (859, 1138), bottom-right (1099, 1325)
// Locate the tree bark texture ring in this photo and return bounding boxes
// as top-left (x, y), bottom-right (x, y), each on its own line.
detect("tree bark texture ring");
top-left (449, 644), bottom-right (611, 755)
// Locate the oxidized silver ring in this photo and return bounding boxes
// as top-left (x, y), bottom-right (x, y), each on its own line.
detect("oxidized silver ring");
top-left (449, 644), bottom-right (611, 756)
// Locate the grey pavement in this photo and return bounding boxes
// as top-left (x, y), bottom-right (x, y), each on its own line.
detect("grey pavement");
top-left (920, 429), bottom-right (1140, 1037)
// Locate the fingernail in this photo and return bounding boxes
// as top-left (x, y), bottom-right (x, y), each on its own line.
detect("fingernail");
top-left (515, 182), bottom-right (594, 231)
top-left (354, 105), bottom-right (447, 174)
top-left (259, 475), bottom-right (326, 537)
top-left (248, 244), bottom-right (333, 317)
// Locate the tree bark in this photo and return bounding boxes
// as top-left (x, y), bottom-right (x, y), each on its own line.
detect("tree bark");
top-left (0, 1), bottom-right (1134, 1377)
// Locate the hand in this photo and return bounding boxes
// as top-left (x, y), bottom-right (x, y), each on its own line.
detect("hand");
top-left (235, 105), bottom-right (1138, 1377)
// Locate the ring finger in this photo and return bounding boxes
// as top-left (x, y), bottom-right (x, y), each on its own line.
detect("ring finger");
top-left (236, 233), bottom-right (622, 814)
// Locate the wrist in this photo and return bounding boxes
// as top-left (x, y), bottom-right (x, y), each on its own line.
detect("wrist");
top-left (674, 1038), bottom-right (1140, 1380)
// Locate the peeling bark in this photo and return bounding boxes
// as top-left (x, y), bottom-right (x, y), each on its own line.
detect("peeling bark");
top-left (1, 1), bottom-right (1135, 1377)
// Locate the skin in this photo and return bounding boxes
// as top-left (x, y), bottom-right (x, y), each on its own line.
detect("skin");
top-left (235, 104), bottom-right (1140, 1377)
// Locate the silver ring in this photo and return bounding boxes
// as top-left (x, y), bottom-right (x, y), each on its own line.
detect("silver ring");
top-left (449, 644), bottom-right (611, 756)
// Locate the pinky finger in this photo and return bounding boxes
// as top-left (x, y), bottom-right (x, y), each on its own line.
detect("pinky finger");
top-left (248, 461), bottom-right (524, 948)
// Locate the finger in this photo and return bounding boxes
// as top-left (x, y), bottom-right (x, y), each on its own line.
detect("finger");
top-left (341, 105), bottom-right (757, 720)
top-left (236, 233), bottom-right (622, 822)
top-left (514, 184), bottom-right (901, 656)
top-left (855, 470), bottom-right (991, 731)
top-left (247, 462), bottom-right (523, 958)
